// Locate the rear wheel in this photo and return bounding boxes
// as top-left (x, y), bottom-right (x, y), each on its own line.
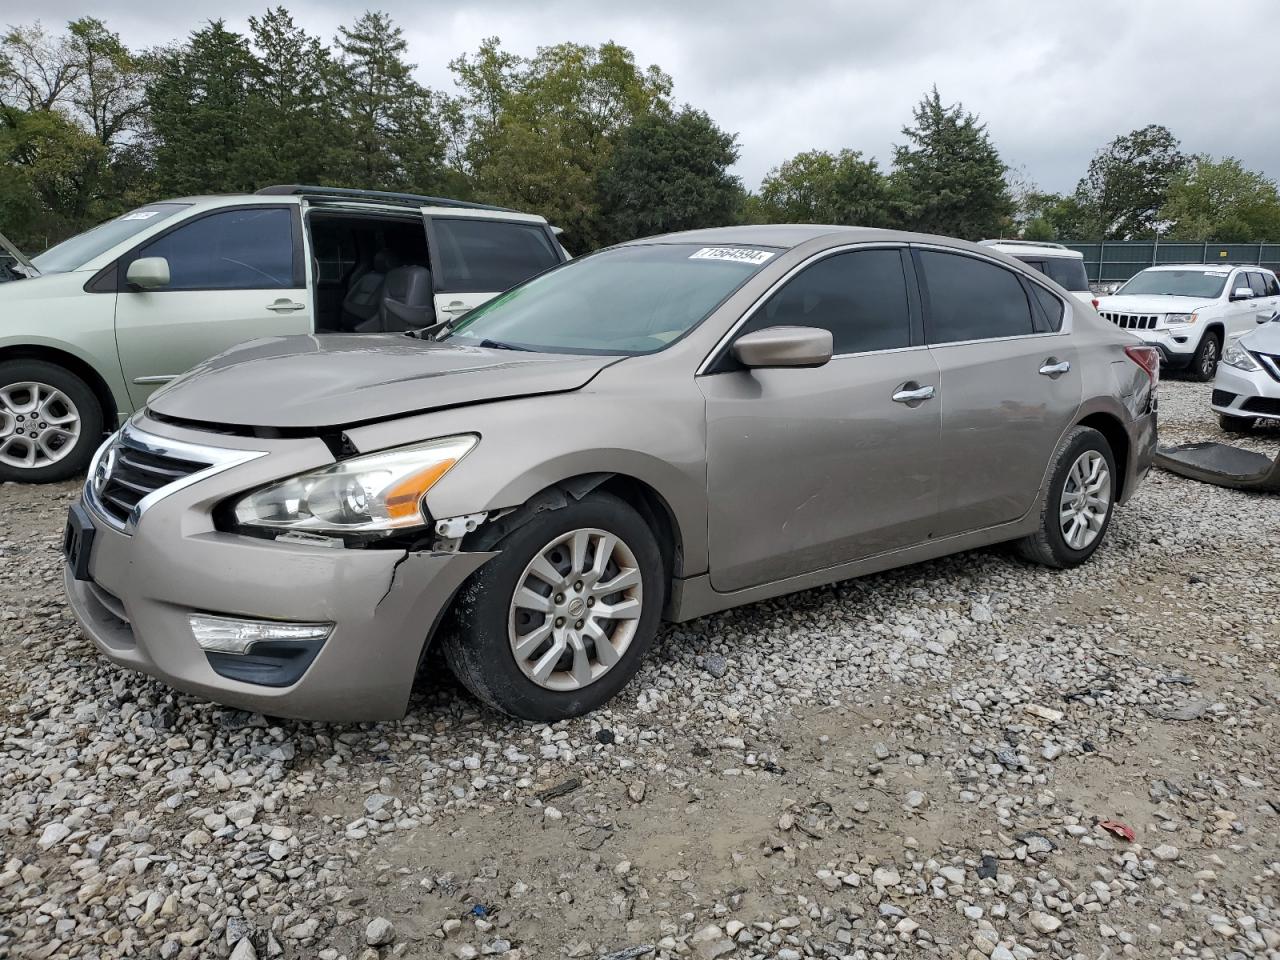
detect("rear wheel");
top-left (441, 491), bottom-right (665, 721)
top-left (1218, 412), bottom-right (1254, 433)
top-left (1189, 332), bottom-right (1220, 382)
top-left (0, 360), bottom-right (103, 483)
top-left (1016, 426), bottom-right (1117, 569)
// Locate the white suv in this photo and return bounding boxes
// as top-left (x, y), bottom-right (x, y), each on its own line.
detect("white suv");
top-left (1096, 264), bottom-right (1280, 380)
top-left (979, 241), bottom-right (1096, 309)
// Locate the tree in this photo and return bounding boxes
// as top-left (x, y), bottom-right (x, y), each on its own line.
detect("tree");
top-left (239, 8), bottom-right (344, 185)
top-left (455, 38), bottom-right (672, 247)
top-left (1159, 155), bottom-right (1280, 242)
top-left (750, 148), bottom-right (892, 226)
top-left (1074, 124), bottom-right (1186, 240)
top-left (146, 21), bottom-right (257, 196)
top-left (597, 106), bottom-right (741, 244)
top-left (890, 87), bottom-right (1012, 239)
top-left (332, 11), bottom-right (447, 193)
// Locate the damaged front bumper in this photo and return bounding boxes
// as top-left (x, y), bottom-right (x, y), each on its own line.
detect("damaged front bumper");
top-left (63, 418), bottom-right (495, 721)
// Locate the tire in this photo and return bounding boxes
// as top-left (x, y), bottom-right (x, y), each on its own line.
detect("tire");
top-left (1016, 426), bottom-right (1117, 569)
top-left (1188, 332), bottom-right (1221, 382)
top-left (0, 359), bottom-right (104, 483)
top-left (441, 491), bottom-right (666, 721)
top-left (1218, 413), bottom-right (1254, 433)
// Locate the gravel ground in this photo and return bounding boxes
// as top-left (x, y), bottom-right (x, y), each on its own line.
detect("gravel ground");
top-left (2, 378), bottom-right (1278, 960)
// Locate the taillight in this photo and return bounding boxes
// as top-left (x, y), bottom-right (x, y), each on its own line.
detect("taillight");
top-left (1125, 344), bottom-right (1160, 388)
top-left (1091, 298), bottom-right (1100, 310)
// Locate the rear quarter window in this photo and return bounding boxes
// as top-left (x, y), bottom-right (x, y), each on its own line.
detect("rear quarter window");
top-left (1036, 256), bottom-right (1090, 292)
top-left (432, 218), bottom-right (561, 293)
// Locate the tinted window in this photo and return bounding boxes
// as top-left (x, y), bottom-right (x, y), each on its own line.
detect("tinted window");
top-left (1248, 272), bottom-right (1269, 297)
top-left (1030, 284), bottom-right (1065, 331)
top-left (741, 249), bottom-right (911, 354)
top-left (138, 208), bottom-right (295, 290)
top-left (1267, 273), bottom-right (1280, 297)
top-left (918, 251), bottom-right (1035, 343)
top-left (433, 219), bottom-right (560, 292)
top-left (1041, 256), bottom-right (1091, 292)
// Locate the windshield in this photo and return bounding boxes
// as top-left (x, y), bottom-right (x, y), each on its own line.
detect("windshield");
top-left (1116, 269), bottom-right (1228, 299)
top-left (442, 243), bottom-right (779, 356)
top-left (31, 203), bottom-right (190, 274)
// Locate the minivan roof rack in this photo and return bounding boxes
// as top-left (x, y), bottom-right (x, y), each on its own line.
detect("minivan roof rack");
top-left (255, 184), bottom-right (515, 213)
top-left (979, 238), bottom-right (1070, 250)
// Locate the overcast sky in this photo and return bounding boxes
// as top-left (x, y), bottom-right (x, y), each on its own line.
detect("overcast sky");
top-left (8, 0), bottom-right (1274, 194)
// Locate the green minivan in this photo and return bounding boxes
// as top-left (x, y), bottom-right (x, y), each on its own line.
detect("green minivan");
top-left (0, 186), bottom-right (566, 482)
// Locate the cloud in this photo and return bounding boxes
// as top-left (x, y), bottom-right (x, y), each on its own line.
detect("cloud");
top-left (16, 0), bottom-right (1278, 195)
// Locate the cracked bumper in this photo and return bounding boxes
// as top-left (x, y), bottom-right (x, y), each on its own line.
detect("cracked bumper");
top-left (62, 421), bottom-right (494, 721)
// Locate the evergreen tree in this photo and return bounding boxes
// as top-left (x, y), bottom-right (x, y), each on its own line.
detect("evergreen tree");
top-left (890, 87), bottom-right (1012, 239)
top-left (597, 107), bottom-right (741, 244)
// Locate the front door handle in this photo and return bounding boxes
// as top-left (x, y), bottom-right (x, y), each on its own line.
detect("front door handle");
top-left (891, 382), bottom-right (936, 404)
top-left (441, 300), bottom-right (470, 315)
top-left (266, 298), bottom-right (306, 313)
top-left (1039, 358), bottom-right (1071, 377)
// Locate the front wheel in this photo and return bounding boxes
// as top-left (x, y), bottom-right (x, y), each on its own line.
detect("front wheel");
top-left (1189, 333), bottom-right (1220, 382)
top-left (1016, 426), bottom-right (1117, 569)
top-left (1218, 413), bottom-right (1254, 433)
top-left (441, 491), bottom-right (666, 721)
top-left (0, 359), bottom-right (104, 483)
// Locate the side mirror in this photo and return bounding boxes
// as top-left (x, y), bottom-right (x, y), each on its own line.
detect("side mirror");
top-left (126, 256), bottom-right (170, 290)
top-left (732, 325), bottom-right (833, 369)
top-left (1230, 286), bottom-right (1253, 301)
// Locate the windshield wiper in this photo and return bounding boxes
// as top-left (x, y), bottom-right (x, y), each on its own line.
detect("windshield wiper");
top-left (478, 338), bottom-right (531, 352)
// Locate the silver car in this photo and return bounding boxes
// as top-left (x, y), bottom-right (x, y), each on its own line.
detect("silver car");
top-left (63, 226), bottom-right (1159, 721)
top-left (1213, 317), bottom-right (1280, 431)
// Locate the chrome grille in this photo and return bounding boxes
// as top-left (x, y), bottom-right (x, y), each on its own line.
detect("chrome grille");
top-left (1100, 311), bottom-right (1160, 331)
top-left (94, 438), bottom-right (209, 527)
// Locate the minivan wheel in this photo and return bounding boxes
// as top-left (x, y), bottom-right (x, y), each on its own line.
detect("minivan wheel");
top-left (0, 360), bottom-right (104, 483)
top-left (1189, 333), bottom-right (1220, 382)
top-left (1015, 426), bottom-right (1117, 569)
top-left (441, 491), bottom-right (665, 721)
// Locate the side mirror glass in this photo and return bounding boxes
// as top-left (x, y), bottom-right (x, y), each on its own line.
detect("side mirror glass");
top-left (126, 256), bottom-right (171, 290)
top-left (732, 325), bottom-right (833, 369)
top-left (1231, 286), bottom-right (1254, 301)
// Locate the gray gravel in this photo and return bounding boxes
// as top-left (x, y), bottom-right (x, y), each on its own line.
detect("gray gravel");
top-left (1, 378), bottom-right (1278, 959)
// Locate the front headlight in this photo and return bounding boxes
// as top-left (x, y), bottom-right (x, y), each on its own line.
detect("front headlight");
top-left (233, 435), bottom-right (477, 534)
top-left (1221, 344), bottom-right (1261, 372)
top-left (1164, 313), bottom-right (1197, 325)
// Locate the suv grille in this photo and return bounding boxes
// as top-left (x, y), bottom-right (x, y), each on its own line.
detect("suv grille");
top-left (95, 441), bottom-right (209, 526)
top-left (1100, 311), bottom-right (1159, 331)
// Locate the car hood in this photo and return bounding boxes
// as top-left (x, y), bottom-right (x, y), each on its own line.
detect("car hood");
top-left (146, 334), bottom-right (621, 429)
top-left (1095, 294), bottom-right (1213, 314)
top-left (1242, 321), bottom-right (1280, 354)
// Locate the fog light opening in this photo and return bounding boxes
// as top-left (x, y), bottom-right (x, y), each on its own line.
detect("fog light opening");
top-left (189, 615), bottom-right (333, 655)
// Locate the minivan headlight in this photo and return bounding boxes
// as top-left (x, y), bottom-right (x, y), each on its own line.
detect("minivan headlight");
top-left (233, 435), bottom-right (477, 534)
top-left (1221, 344), bottom-right (1260, 372)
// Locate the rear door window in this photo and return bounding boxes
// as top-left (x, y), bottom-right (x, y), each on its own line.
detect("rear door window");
top-left (1248, 272), bottom-right (1269, 297)
top-left (1041, 256), bottom-right (1091, 292)
top-left (917, 250), bottom-right (1036, 343)
top-left (740, 248), bottom-right (913, 354)
top-left (1267, 273), bottom-right (1280, 297)
top-left (136, 207), bottom-right (297, 290)
top-left (430, 218), bottom-right (561, 293)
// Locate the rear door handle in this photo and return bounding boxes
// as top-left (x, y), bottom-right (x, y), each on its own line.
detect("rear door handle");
top-left (1039, 358), bottom-right (1071, 377)
top-left (266, 298), bottom-right (306, 313)
top-left (891, 383), bottom-right (936, 404)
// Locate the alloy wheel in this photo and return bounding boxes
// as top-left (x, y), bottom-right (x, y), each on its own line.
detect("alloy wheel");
top-left (508, 527), bottom-right (643, 691)
top-left (1059, 450), bottom-right (1111, 550)
top-left (1200, 339), bottom-right (1217, 377)
top-left (0, 381), bottom-right (81, 470)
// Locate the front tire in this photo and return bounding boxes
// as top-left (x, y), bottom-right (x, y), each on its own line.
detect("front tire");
top-left (0, 359), bottom-right (104, 483)
top-left (441, 491), bottom-right (666, 721)
top-left (1218, 413), bottom-right (1254, 433)
top-left (1189, 332), bottom-right (1220, 382)
top-left (1016, 426), bottom-right (1117, 569)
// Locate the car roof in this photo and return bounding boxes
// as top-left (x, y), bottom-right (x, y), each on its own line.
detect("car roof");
top-left (619, 224), bottom-right (997, 252)
top-left (979, 239), bottom-right (1084, 259)
top-left (1142, 263), bottom-right (1275, 274)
